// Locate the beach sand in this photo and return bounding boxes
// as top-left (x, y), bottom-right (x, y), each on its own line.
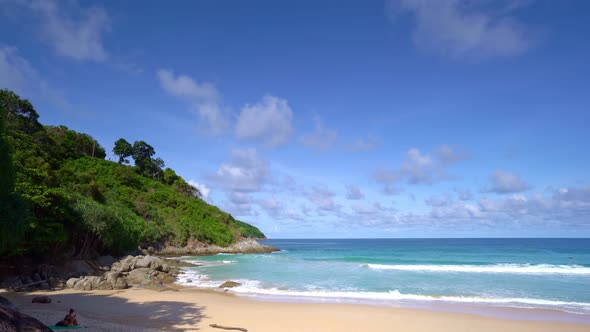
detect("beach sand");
top-left (1, 287), bottom-right (588, 332)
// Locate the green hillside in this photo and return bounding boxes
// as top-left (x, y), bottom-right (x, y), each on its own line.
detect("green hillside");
top-left (0, 90), bottom-right (264, 258)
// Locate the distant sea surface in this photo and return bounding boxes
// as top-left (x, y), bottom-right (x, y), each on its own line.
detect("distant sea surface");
top-left (177, 238), bottom-right (590, 320)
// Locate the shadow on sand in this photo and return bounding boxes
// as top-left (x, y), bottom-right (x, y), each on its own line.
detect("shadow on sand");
top-left (5, 290), bottom-right (207, 331)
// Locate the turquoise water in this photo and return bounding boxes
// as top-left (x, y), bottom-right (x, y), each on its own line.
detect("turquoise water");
top-left (178, 239), bottom-right (590, 318)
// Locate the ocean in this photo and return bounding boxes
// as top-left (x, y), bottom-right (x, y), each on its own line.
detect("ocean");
top-left (176, 238), bottom-right (590, 321)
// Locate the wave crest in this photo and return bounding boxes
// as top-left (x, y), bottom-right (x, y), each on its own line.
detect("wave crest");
top-left (363, 263), bottom-right (590, 275)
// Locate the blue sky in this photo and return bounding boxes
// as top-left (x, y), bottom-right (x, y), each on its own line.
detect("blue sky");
top-left (1, 0), bottom-right (589, 238)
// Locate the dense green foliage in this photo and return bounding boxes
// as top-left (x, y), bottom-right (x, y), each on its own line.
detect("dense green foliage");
top-left (113, 138), bottom-right (133, 164)
top-left (0, 90), bottom-right (264, 258)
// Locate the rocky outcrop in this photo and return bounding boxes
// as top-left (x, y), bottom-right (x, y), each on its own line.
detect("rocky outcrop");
top-left (156, 238), bottom-right (280, 256)
top-left (219, 281), bottom-right (241, 288)
top-left (0, 306), bottom-right (52, 332)
top-left (65, 255), bottom-right (177, 291)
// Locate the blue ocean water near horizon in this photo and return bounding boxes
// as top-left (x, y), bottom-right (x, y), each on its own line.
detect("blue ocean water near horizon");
top-left (177, 238), bottom-right (590, 321)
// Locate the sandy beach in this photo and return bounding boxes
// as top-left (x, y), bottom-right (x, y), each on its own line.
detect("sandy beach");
top-left (2, 287), bottom-right (589, 332)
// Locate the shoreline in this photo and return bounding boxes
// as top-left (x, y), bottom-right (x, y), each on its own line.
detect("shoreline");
top-left (2, 287), bottom-right (589, 332)
top-left (174, 256), bottom-right (590, 323)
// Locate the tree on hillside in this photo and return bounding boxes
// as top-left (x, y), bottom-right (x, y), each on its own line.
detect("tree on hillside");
top-left (46, 126), bottom-right (106, 160)
top-left (132, 140), bottom-right (155, 175)
top-left (0, 89), bottom-right (42, 134)
top-left (113, 138), bottom-right (133, 164)
top-left (0, 100), bottom-right (27, 254)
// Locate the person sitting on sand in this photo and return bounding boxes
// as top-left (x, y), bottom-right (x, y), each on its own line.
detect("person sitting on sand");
top-left (55, 308), bottom-right (79, 326)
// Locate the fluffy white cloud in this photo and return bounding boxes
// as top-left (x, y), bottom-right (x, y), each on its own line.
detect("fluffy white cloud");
top-left (345, 185), bottom-right (365, 200)
top-left (390, 0), bottom-right (535, 59)
top-left (335, 185), bottom-right (590, 233)
top-left (486, 170), bottom-right (530, 194)
top-left (188, 180), bottom-right (211, 200)
top-left (236, 95), bottom-right (293, 147)
top-left (208, 148), bottom-right (269, 192)
top-left (157, 69), bottom-right (218, 100)
top-left (374, 145), bottom-right (466, 190)
top-left (25, 0), bottom-right (111, 61)
top-left (157, 69), bottom-right (228, 134)
top-left (300, 117), bottom-right (338, 150)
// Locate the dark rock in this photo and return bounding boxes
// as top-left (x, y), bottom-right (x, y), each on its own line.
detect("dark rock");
top-left (68, 260), bottom-right (94, 276)
top-left (97, 255), bottom-right (117, 268)
top-left (38, 282), bottom-right (51, 290)
top-left (0, 306), bottom-right (52, 331)
top-left (31, 296), bottom-right (51, 304)
top-left (0, 296), bottom-right (12, 308)
top-left (219, 281), bottom-right (241, 288)
top-left (21, 276), bottom-right (33, 285)
top-left (186, 279), bottom-right (193, 283)
top-left (31, 273), bottom-right (42, 283)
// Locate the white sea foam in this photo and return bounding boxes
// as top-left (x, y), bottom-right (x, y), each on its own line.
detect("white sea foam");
top-left (175, 268), bottom-right (590, 314)
top-left (228, 287), bottom-right (590, 313)
top-left (176, 268), bottom-right (260, 289)
top-left (363, 263), bottom-right (590, 275)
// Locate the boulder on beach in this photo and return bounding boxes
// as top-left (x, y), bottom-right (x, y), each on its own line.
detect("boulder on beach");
top-left (0, 296), bottom-right (13, 308)
top-left (134, 255), bottom-right (166, 271)
top-left (127, 268), bottom-right (154, 285)
top-left (0, 305), bottom-right (52, 332)
top-left (67, 260), bottom-right (95, 276)
top-left (97, 255), bottom-right (117, 268)
top-left (219, 281), bottom-right (241, 288)
top-left (31, 296), bottom-right (51, 304)
top-left (66, 277), bottom-right (80, 289)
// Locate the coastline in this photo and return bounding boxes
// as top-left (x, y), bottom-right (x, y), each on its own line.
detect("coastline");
top-left (2, 287), bottom-right (589, 332)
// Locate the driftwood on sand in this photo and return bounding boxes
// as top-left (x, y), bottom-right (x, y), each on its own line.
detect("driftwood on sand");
top-left (210, 323), bottom-right (248, 332)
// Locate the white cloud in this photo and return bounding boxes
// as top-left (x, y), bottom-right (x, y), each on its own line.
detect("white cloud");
top-left (188, 180), bottom-right (211, 200)
top-left (345, 185), bottom-right (365, 200)
top-left (0, 46), bottom-right (71, 111)
top-left (26, 0), bottom-right (111, 61)
top-left (400, 148), bottom-right (436, 184)
top-left (390, 0), bottom-right (536, 59)
top-left (300, 116), bottom-right (338, 150)
top-left (157, 69), bottom-right (218, 100)
top-left (0, 46), bottom-right (34, 93)
top-left (486, 170), bottom-right (530, 194)
top-left (374, 145), bottom-right (467, 191)
top-left (157, 69), bottom-right (228, 134)
top-left (236, 95), bottom-right (293, 147)
top-left (347, 134), bottom-right (381, 152)
top-left (208, 148), bottom-right (269, 192)
top-left (436, 144), bottom-right (468, 164)
top-left (307, 187), bottom-right (339, 211)
top-left (425, 194), bottom-right (453, 207)
top-left (454, 188), bottom-right (474, 201)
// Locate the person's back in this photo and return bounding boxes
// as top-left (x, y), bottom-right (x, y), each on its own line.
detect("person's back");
top-left (55, 308), bottom-right (78, 326)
